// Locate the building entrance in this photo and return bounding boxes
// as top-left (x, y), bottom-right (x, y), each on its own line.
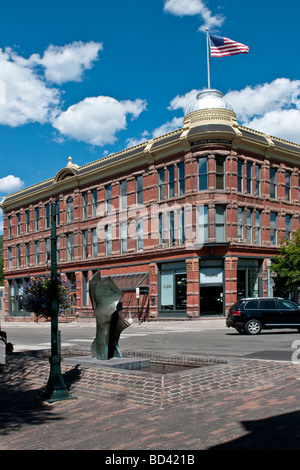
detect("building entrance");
top-left (199, 261), bottom-right (224, 316)
top-left (200, 286), bottom-right (223, 315)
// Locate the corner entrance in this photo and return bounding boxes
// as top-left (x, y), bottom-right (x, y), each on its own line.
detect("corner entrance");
top-left (200, 286), bottom-right (223, 315)
top-left (199, 261), bottom-right (224, 316)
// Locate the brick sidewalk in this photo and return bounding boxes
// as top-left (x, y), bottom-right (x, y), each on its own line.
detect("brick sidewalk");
top-left (1, 350), bottom-right (300, 450)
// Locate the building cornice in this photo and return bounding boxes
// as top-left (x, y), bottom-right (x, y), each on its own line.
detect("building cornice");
top-left (2, 118), bottom-right (300, 212)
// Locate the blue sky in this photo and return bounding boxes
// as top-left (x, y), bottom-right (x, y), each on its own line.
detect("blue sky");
top-left (1, 0), bottom-right (300, 233)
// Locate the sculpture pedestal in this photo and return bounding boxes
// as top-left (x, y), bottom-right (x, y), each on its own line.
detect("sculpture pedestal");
top-left (65, 355), bottom-right (150, 370)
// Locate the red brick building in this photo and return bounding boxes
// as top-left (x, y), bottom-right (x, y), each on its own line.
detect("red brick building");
top-left (1, 89), bottom-right (300, 321)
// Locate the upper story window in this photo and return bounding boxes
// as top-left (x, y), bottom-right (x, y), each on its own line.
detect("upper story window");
top-left (136, 217), bottom-right (144, 251)
top-left (45, 204), bottom-right (50, 228)
top-left (57, 236), bottom-right (60, 262)
top-left (157, 168), bottom-right (165, 201)
top-left (66, 197), bottom-right (74, 223)
top-left (237, 159), bottom-right (256, 195)
top-left (25, 243), bottom-right (30, 267)
top-left (286, 215), bottom-right (292, 240)
top-left (246, 208), bottom-right (253, 243)
top-left (237, 207), bottom-right (244, 240)
top-left (215, 205), bottom-right (226, 242)
top-left (246, 162), bottom-right (252, 194)
top-left (105, 184), bottom-right (112, 214)
top-left (237, 159), bottom-right (243, 192)
top-left (82, 230), bottom-right (88, 259)
top-left (67, 233), bottom-right (74, 260)
top-left (25, 210), bottom-right (30, 233)
top-left (16, 244), bottom-right (21, 268)
top-left (285, 172), bottom-right (291, 202)
top-left (255, 210), bottom-right (262, 244)
top-left (197, 205), bottom-right (208, 243)
top-left (105, 224), bottom-right (112, 255)
top-left (82, 192), bottom-right (88, 219)
top-left (158, 168), bottom-right (165, 201)
top-left (35, 240), bottom-right (40, 265)
top-left (254, 164), bottom-right (261, 196)
top-left (56, 201), bottom-right (60, 226)
top-left (92, 228), bottom-right (98, 257)
top-left (16, 213), bottom-right (21, 236)
top-left (198, 157), bottom-right (208, 191)
top-left (270, 212), bottom-right (277, 245)
top-left (8, 216), bottom-right (12, 238)
top-left (45, 238), bottom-right (50, 263)
top-left (270, 168), bottom-right (277, 199)
top-left (35, 207), bottom-right (40, 231)
top-left (120, 221), bottom-right (127, 254)
top-left (8, 247), bottom-right (12, 269)
top-left (136, 175), bottom-right (143, 205)
top-left (168, 165), bottom-right (175, 198)
top-left (215, 157), bottom-right (225, 190)
top-left (119, 180), bottom-right (127, 210)
top-left (91, 189), bottom-right (97, 217)
top-left (178, 162), bottom-right (185, 196)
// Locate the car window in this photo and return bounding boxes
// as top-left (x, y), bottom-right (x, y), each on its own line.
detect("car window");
top-left (278, 300), bottom-right (299, 310)
top-left (259, 300), bottom-right (277, 309)
top-left (231, 301), bottom-right (243, 310)
top-left (245, 300), bottom-right (259, 309)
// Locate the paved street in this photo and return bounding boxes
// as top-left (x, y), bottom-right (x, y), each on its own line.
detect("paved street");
top-left (2, 318), bottom-right (300, 451)
top-left (3, 318), bottom-right (300, 362)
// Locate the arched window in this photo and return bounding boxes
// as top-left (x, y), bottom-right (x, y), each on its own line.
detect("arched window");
top-left (66, 196), bottom-right (74, 223)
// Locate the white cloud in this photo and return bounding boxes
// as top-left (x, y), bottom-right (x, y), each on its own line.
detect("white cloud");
top-left (163, 0), bottom-right (224, 31)
top-left (168, 89), bottom-right (200, 113)
top-left (30, 41), bottom-right (103, 84)
top-left (224, 78), bottom-right (300, 143)
top-left (152, 117), bottom-right (183, 138)
top-left (0, 47), bottom-right (60, 126)
top-left (243, 109), bottom-right (300, 144)
top-left (0, 175), bottom-right (25, 194)
top-left (225, 78), bottom-right (300, 122)
top-left (52, 96), bottom-right (147, 146)
top-left (0, 41), bottom-right (103, 127)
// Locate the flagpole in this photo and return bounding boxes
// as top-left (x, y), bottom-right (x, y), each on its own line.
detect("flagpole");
top-left (206, 28), bottom-right (211, 89)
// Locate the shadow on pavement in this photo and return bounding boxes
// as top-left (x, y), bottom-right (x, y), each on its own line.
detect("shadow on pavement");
top-left (0, 356), bottom-right (82, 435)
top-left (210, 410), bottom-right (300, 450)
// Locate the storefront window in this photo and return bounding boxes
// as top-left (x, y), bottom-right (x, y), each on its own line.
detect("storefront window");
top-left (159, 263), bottom-right (186, 316)
top-left (237, 260), bottom-right (261, 299)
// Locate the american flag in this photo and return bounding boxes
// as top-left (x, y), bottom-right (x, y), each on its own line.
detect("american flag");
top-left (209, 35), bottom-right (249, 57)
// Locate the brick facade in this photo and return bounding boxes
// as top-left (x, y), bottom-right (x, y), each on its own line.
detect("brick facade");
top-left (1, 90), bottom-right (300, 321)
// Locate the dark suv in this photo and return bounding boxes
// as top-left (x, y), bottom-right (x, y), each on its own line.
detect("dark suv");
top-left (226, 297), bottom-right (300, 335)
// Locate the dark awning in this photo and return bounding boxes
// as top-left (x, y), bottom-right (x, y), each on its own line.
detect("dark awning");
top-left (102, 272), bottom-right (149, 291)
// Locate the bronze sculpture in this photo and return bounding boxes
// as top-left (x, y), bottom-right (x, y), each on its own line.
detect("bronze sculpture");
top-left (89, 270), bottom-right (130, 360)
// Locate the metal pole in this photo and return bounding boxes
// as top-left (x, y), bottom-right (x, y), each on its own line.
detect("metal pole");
top-left (206, 29), bottom-right (211, 89)
top-left (266, 259), bottom-right (271, 298)
top-left (43, 202), bottom-right (74, 403)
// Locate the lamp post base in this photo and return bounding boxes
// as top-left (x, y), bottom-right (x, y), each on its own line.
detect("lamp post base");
top-left (42, 355), bottom-right (77, 403)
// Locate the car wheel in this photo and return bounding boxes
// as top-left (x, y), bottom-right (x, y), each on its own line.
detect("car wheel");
top-left (244, 320), bottom-right (262, 335)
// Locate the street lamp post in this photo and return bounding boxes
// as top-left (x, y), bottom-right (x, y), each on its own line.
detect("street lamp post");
top-left (42, 202), bottom-right (74, 403)
top-left (266, 259), bottom-right (272, 297)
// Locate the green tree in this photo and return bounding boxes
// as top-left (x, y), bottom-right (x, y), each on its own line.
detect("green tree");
top-left (272, 229), bottom-right (300, 297)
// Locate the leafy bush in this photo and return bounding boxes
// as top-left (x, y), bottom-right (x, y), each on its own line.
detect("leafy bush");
top-left (23, 274), bottom-right (71, 319)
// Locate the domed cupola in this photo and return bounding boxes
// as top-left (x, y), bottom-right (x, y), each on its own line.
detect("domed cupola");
top-left (183, 89), bottom-right (237, 128)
